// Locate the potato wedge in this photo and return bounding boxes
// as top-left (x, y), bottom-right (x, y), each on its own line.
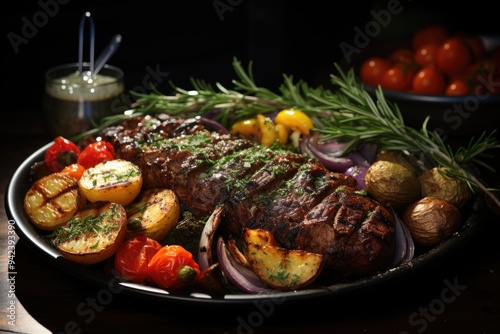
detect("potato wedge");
top-left (53, 202), bottom-right (127, 264)
top-left (242, 228), bottom-right (324, 291)
top-left (78, 159), bottom-right (142, 206)
top-left (125, 188), bottom-right (181, 241)
top-left (24, 172), bottom-right (86, 231)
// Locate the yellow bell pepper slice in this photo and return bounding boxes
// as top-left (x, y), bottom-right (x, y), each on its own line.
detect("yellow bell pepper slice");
top-left (257, 114), bottom-right (278, 147)
top-left (275, 123), bottom-right (289, 145)
top-left (230, 118), bottom-right (260, 140)
top-left (274, 109), bottom-right (314, 136)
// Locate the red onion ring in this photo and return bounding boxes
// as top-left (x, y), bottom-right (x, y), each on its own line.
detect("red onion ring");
top-left (198, 206), bottom-right (224, 271)
top-left (216, 237), bottom-right (274, 294)
top-left (200, 117), bottom-right (229, 134)
top-left (390, 208), bottom-right (415, 267)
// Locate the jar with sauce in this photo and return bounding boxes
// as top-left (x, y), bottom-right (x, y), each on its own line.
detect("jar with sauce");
top-left (43, 62), bottom-right (126, 138)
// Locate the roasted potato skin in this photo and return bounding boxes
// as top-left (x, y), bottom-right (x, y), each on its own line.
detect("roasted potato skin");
top-left (365, 160), bottom-right (421, 209)
top-left (53, 202), bottom-right (127, 264)
top-left (242, 228), bottom-right (324, 291)
top-left (402, 196), bottom-right (462, 246)
top-left (419, 167), bottom-right (471, 208)
top-left (24, 172), bottom-right (86, 231)
top-left (125, 188), bottom-right (181, 241)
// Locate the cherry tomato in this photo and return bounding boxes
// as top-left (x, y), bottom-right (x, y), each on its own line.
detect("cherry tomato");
top-left (412, 24), bottom-right (449, 51)
top-left (359, 57), bottom-right (391, 87)
top-left (44, 136), bottom-right (81, 173)
top-left (60, 163), bottom-right (86, 180)
top-left (435, 37), bottom-right (471, 75)
top-left (114, 236), bottom-right (162, 284)
top-left (411, 65), bottom-right (445, 95)
top-left (463, 60), bottom-right (498, 85)
top-left (77, 140), bottom-right (115, 169)
top-left (381, 63), bottom-right (415, 91)
top-left (148, 245), bottom-right (201, 290)
top-left (389, 48), bottom-right (414, 65)
top-left (414, 43), bottom-right (438, 67)
top-left (445, 79), bottom-right (470, 96)
top-left (459, 33), bottom-right (486, 61)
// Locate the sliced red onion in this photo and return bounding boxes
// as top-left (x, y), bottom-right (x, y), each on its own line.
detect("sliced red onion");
top-left (200, 117), bottom-right (229, 134)
top-left (390, 208), bottom-right (415, 267)
top-left (216, 237), bottom-right (274, 294)
top-left (306, 143), bottom-right (355, 172)
top-left (198, 206), bottom-right (224, 271)
top-left (344, 162), bottom-right (370, 190)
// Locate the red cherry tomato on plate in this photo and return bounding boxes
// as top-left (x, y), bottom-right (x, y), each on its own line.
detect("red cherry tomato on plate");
top-left (114, 236), bottom-right (163, 284)
top-left (360, 57), bottom-right (391, 87)
top-left (389, 48), bottom-right (414, 65)
top-left (77, 140), bottom-right (115, 169)
top-left (44, 136), bottom-right (81, 173)
top-left (445, 79), bottom-right (470, 96)
top-left (381, 63), bottom-right (415, 91)
top-left (148, 245), bottom-right (201, 290)
top-left (414, 43), bottom-right (438, 67)
top-left (458, 33), bottom-right (486, 61)
top-left (436, 37), bottom-right (471, 75)
top-left (412, 24), bottom-right (449, 51)
top-left (412, 65), bottom-right (445, 95)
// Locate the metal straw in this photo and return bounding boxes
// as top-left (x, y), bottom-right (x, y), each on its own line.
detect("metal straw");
top-left (78, 12), bottom-right (95, 74)
top-left (93, 34), bottom-right (122, 75)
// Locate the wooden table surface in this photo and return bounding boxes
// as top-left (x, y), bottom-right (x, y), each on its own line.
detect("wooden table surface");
top-left (1, 112), bottom-right (499, 334)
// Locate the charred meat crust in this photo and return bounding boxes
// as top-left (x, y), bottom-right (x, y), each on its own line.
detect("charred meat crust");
top-left (99, 114), bottom-right (396, 278)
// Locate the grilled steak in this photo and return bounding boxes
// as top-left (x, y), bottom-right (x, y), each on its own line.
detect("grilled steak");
top-left (99, 113), bottom-right (396, 279)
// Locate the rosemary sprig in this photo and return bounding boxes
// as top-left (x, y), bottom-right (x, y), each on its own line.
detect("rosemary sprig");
top-left (74, 57), bottom-right (500, 208)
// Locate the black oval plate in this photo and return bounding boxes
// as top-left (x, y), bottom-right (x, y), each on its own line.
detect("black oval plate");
top-left (5, 141), bottom-right (488, 305)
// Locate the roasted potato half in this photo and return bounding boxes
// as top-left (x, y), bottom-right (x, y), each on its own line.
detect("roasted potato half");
top-left (24, 172), bottom-right (86, 231)
top-left (53, 202), bottom-right (127, 264)
top-left (242, 228), bottom-right (324, 291)
top-left (78, 159), bottom-right (143, 206)
top-left (125, 188), bottom-right (181, 241)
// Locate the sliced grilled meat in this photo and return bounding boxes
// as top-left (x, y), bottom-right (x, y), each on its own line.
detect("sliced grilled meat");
top-left (99, 113), bottom-right (396, 278)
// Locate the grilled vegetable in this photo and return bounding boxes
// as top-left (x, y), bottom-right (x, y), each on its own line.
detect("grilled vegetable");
top-left (44, 136), bottom-right (80, 173)
top-left (24, 172), bottom-right (86, 231)
top-left (78, 159), bottom-right (143, 206)
top-left (365, 160), bottom-right (421, 209)
top-left (419, 167), bottom-right (471, 208)
top-left (114, 236), bottom-right (163, 283)
top-left (125, 188), bottom-right (181, 241)
top-left (402, 196), bottom-right (462, 246)
top-left (148, 245), bottom-right (201, 290)
top-left (242, 228), bottom-right (324, 291)
top-left (53, 202), bottom-right (127, 264)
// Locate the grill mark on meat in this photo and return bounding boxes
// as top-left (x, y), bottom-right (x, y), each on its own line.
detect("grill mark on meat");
top-left (99, 113), bottom-right (396, 278)
top-left (246, 162), bottom-right (357, 248)
top-left (296, 187), bottom-right (395, 277)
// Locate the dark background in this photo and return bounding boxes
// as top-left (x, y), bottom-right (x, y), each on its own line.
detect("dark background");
top-left (3, 0), bottom-right (500, 117)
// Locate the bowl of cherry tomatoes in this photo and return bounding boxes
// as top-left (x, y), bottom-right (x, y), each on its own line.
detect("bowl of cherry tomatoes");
top-left (357, 24), bottom-right (500, 138)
